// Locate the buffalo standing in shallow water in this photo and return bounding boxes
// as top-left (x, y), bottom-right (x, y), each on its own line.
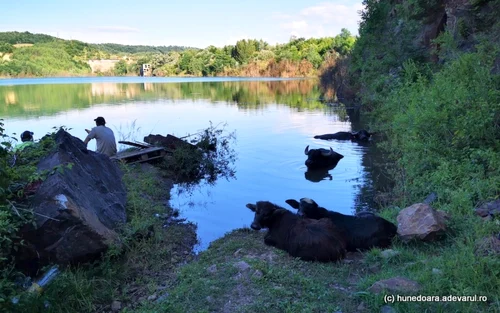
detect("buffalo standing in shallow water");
top-left (314, 130), bottom-right (374, 142)
top-left (246, 201), bottom-right (346, 262)
top-left (304, 145), bottom-right (344, 170)
top-left (285, 198), bottom-right (397, 252)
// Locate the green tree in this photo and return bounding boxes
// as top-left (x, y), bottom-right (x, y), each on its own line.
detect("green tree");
top-left (113, 60), bottom-right (128, 76)
top-left (233, 40), bottom-right (256, 64)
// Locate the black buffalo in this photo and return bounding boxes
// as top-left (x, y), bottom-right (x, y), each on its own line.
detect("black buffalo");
top-left (246, 201), bottom-right (346, 262)
top-left (285, 198), bottom-right (397, 252)
top-left (314, 130), bottom-right (375, 142)
top-left (304, 145), bottom-right (344, 170)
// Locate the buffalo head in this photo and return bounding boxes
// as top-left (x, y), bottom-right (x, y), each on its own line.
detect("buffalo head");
top-left (352, 130), bottom-right (374, 141)
top-left (246, 201), bottom-right (278, 230)
top-left (304, 145), bottom-right (344, 170)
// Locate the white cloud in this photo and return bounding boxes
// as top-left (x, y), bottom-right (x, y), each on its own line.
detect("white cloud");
top-left (281, 20), bottom-right (308, 31)
top-left (274, 1), bottom-right (364, 41)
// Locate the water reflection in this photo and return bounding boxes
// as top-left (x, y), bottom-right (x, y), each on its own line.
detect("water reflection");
top-left (0, 77), bottom-right (392, 252)
top-left (304, 168), bottom-right (334, 183)
top-left (0, 79), bottom-right (323, 118)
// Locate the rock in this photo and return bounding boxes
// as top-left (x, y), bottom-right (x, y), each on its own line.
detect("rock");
top-left (234, 261), bottom-right (251, 271)
top-left (154, 292), bottom-right (169, 303)
top-left (380, 249), bottom-right (400, 259)
top-left (207, 264), bottom-right (217, 274)
top-left (233, 248), bottom-right (244, 257)
top-left (397, 203), bottom-right (446, 242)
top-left (144, 134), bottom-right (197, 151)
top-left (252, 270), bottom-right (263, 279)
top-left (368, 277), bottom-right (421, 294)
top-left (475, 207), bottom-right (490, 217)
top-left (19, 130), bottom-right (127, 267)
top-left (474, 236), bottom-right (500, 256)
top-left (111, 300), bottom-right (122, 312)
top-left (432, 268), bottom-right (443, 275)
top-left (423, 192), bottom-right (437, 205)
top-left (357, 302), bottom-right (366, 311)
top-left (147, 294), bottom-right (157, 301)
top-left (475, 200), bottom-right (500, 217)
top-left (381, 305), bottom-right (397, 313)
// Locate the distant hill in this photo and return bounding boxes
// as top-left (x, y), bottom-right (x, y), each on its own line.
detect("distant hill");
top-left (0, 31), bottom-right (59, 44)
top-left (91, 43), bottom-right (198, 55)
top-left (0, 31), bottom-right (196, 54)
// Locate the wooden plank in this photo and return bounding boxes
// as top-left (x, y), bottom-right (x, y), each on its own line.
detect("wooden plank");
top-left (118, 141), bottom-right (152, 149)
top-left (110, 146), bottom-right (166, 161)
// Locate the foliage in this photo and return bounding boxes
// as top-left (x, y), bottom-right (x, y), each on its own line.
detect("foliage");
top-left (113, 60), bottom-right (129, 76)
top-left (0, 31), bottom-right (58, 45)
top-left (374, 51), bottom-right (500, 207)
top-left (91, 43), bottom-right (196, 55)
top-left (0, 30), bottom-right (357, 78)
top-left (160, 122), bottom-right (237, 189)
top-left (0, 122), bottom-right (59, 307)
top-left (0, 42), bottom-right (91, 77)
top-left (0, 43), bottom-right (13, 54)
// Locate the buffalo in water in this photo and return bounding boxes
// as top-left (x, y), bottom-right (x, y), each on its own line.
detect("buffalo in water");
top-left (285, 197), bottom-right (397, 252)
top-left (304, 145), bottom-right (344, 170)
top-left (314, 130), bottom-right (375, 142)
top-left (246, 201), bottom-right (346, 262)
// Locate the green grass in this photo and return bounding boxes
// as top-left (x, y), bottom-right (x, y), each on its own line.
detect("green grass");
top-left (132, 212), bottom-right (499, 313)
top-left (7, 163), bottom-right (197, 313)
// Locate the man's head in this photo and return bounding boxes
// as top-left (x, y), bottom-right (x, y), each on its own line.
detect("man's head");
top-left (94, 116), bottom-right (106, 126)
top-left (21, 130), bottom-right (34, 142)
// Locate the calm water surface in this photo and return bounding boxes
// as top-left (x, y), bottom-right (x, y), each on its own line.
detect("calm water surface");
top-left (0, 77), bottom-right (386, 251)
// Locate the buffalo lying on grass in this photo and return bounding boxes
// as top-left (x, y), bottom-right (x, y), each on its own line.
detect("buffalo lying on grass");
top-left (285, 198), bottom-right (397, 252)
top-left (304, 145), bottom-right (344, 170)
top-left (246, 201), bottom-right (346, 262)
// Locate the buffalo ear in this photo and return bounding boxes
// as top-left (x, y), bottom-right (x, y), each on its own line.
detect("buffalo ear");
top-left (285, 199), bottom-right (300, 209)
top-left (246, 203), bottom-right (257, 212)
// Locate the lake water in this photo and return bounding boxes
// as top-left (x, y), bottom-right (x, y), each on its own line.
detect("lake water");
top-left (0, 77), bottom-right (387, 252)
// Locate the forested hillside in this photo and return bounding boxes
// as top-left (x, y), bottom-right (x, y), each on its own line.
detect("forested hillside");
top-left (318, 1), bottom-right (500, 310)
top-left (0, 30), bottom-right (356, 78)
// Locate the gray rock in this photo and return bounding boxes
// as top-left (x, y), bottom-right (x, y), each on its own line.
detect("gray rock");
top-left (423, 192), bottom-right (437, 205)
top-left (432, 268), bottom-right (443, 275)
top-left (252, 270), bottom-right (263, 279)
top-left (111, 300), bottom-right (122, 312)
top-left (154, 292), bottom-right (169, 303)
top-left (381, 305), bottom-right (397, 313)
top-left (368, 277), bottom-right (421, 294)
top-left (19, 130), bottom-right (126, 267)
top-left (475, 236), bottom-right (500, 256)
top-left (147, 294), bottom-right (157, 301)
top-left (380, 249), bottom-right (400, 259)
top-left (475, 200), bottom-right (500, 217)
top-left (397, 203), bottom-right (446, 242)
top-left (207, 264), bottom-right (217, 274)
top-left (234, 261), bottom-right (251, 271)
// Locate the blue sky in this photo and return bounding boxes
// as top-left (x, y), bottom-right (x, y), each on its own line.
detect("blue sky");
top-left (1, 0), bottom-right (363, 48)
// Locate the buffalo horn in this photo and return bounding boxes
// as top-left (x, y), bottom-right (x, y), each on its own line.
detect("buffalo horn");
top-left (321, 147), bottom-right (334, 156)
top-left (304, 145), bottom-right (310, 155)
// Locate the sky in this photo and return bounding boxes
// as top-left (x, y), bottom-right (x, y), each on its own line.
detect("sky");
top-left (1, 0), bottom-right (364, 48)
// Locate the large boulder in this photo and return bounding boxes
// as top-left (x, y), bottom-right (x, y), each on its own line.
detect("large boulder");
top-left (20, 129), bottom-right (127, 266)
top-left (397, 203), bottom-right (447, 242)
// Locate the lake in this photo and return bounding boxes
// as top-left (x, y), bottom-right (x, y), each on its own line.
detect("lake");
top-left (0, 77), bottom-right (388, 252)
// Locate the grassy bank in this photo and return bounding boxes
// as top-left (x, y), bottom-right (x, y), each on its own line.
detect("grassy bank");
top-left (7, 163), bottom-right (197, 313)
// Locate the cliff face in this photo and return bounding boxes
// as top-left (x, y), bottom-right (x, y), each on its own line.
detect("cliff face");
top-left (340, 0), bottom-right (500, 106)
